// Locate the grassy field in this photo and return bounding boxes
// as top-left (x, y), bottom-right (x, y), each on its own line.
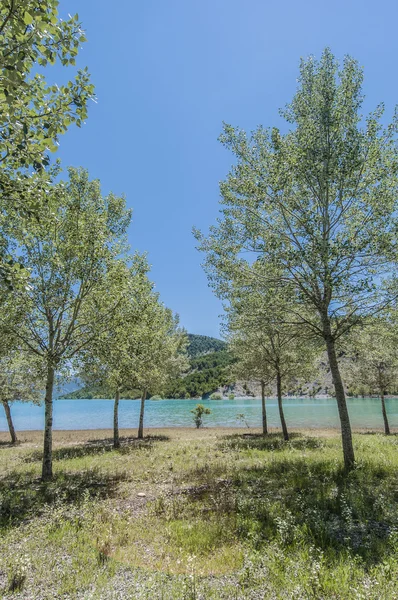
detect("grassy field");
top-left (0, 427), bottom-right (398, 599)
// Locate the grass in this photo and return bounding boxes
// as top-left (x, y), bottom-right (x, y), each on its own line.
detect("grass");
top-left (0, 427), bottom-right (398, 598)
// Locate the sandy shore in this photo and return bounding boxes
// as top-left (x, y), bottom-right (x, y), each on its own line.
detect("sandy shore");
top-left (0, 426), bottom-right (395, 447)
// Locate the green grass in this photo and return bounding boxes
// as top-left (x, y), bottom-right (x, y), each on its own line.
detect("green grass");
top-left (1, 429), bottom-right (398, 598)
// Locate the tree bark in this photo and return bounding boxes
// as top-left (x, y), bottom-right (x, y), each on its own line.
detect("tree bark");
top-left (260, 380), bottom-right (268, 435)
top-left (276, 371), bottom-right (289, 441)
top-left (323, 320), bottom-right (355, 470)
top-left (137, 389), bottom-right (146, 439)
top-left (42, 363), bottom-right (55, 480)
top-left (114, 388), bottom-right (120, 448)
top-left (2, 400), bottom-right (17, 443)
top-left (380, 393), bottom-right (390, 436)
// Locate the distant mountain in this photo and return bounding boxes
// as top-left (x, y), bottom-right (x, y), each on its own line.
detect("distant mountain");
top-left (54, 379), bottom-right (82, 399)
top-left (187, 334), bottom-right (226, 357)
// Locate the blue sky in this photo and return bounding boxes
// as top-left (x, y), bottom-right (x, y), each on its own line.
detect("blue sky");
top-left (54, 0), bottom-right (398, 338)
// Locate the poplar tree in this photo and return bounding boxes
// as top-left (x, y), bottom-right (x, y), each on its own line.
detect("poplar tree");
top-left (3, 168), bottom-right (131, 479)
top-left (195, 49), bottom-right (398, 469)
top-left (78, 255), bottom-right (155, 448)
top-left (135, 305), bottom-right (188, 439)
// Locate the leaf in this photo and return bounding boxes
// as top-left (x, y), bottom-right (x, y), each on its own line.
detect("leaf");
top-left (23, 12), bottom-right (34, 25)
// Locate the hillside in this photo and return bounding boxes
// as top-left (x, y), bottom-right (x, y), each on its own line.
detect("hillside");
top-left (164, 348), bottom-right (235, 399)
top-left (187, 334), bottom-right (226, 357)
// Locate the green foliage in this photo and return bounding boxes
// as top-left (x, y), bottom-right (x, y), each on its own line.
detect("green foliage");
top-left (191, 404), bottom-right (211, 428)
top-left (227, 289), bottom-right (319, 394)
top-left (187, 334), bottom-right (226, 357)
top-left (0, 1), bottom-right (94, 171)
top-left (164, 349), bottom-right (235, 398)
top-left (0, 350), bottom-right (44, 404)
top-left (0, 1), bottom-right (95, 288)
top-left (210, 392), bottom-right (222, 400)
top-left (343, 316), bottom-right (398, 397)
top-left (7, 167), bottom-right (132, 369)
top-left (58, 386), bottom-right (142, 400)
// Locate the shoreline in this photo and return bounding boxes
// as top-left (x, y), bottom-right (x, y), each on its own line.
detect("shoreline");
top-left (1, 426), bottom-right (395, 446)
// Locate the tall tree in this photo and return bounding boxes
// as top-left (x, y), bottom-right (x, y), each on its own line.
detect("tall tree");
top-left (77, 255), bottom-right (156, 448)
top-left (134, 305), bottom-right (188, 439)
top-left (2, 168), bottom-right (131, 479)
top-left (195, 49), bottom-right (398, 469)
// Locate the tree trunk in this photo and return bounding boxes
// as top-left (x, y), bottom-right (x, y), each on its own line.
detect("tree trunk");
top-left (137, 389), bottom-right (146, 439)
top-left (114, 388), bottom-right (120, 448)
top-left (380, 393), bottom-right (390, 436)
top-left (2, 400), bottom-right (17, 443)
top-left (42, 364), bottom-right (55, 480)
top-left (276, 371), bottom-right (289, 441)
top-left (323, 322), bottom-right (355, 470)
top-left (260, 380), bottom-right (268, 435)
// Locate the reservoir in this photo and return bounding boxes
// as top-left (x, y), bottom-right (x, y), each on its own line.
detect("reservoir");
top-left (1, 396), bottom-right (397, 431)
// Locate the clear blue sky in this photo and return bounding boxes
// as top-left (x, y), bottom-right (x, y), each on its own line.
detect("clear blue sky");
top-left (55, 0), bottom-right (398, 338)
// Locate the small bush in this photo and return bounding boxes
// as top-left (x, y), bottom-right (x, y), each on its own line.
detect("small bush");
top-left (210, 392), bottom-right (222, 400)
top-left (191, 404), bottom-right (211, 428)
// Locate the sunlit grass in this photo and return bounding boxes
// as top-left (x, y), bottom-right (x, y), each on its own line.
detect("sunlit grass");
top-left (1, 428), bottom-right (398, 598)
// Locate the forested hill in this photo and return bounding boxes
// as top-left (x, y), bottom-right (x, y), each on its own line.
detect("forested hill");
top-left (163, 334), bottom-right (233, 398)
top-left (187, 334), bottom-right (226, 357)
top-left (164, 348), bottom-right (234, 399)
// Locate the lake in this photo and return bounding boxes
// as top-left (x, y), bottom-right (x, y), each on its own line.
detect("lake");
top-left (1, 397), bottom-right (397, 432)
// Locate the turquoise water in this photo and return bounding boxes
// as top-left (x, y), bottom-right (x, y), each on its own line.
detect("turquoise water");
top-left (0, 397), bottom-right (397, 431)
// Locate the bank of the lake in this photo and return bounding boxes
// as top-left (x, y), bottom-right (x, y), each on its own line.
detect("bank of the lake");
top-left (1, 396), bottom-right (398, 432)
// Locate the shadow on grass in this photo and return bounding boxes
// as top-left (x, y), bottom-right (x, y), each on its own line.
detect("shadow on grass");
top-left (179, 440), bottom-right (398, 566)
top-left (234, 457), bottom-right (397, 563)
top-left (0, 467), bottom-right (127, 529)
top-left (24, 434), bottom-right (170, 463)
top-left (0, 440), bottom-right (19, 448)
top-left (219, 432), bottom-right (324, 452)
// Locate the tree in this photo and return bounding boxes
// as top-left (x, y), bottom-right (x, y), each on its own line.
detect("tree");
top-left (0, 1), bottom-right (94, 287)
top-left (134, 304), bottom-right (188, 439)
top-left (191, 404), bottom-right (211, 429)
top-left (77, 255), bottom-right (157, 448)
top-left (343, 317), bottom-right (398, 435)
top-left (195, 49), bottom-right (398, 469)
top-left (229, 335), bottom-right (273, 436)
top-left (3, 168), bottom-right (131, 479)
top-left (227, 287), bottom-right (318, 440)
top-left (0, 350), bottom-right (43, 443)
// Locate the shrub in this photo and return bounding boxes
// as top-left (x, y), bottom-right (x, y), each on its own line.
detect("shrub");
top-left (191, 404), bottom-right (211, 428)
